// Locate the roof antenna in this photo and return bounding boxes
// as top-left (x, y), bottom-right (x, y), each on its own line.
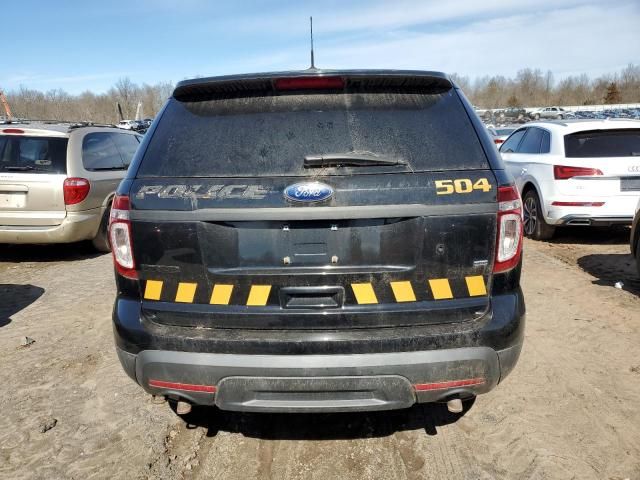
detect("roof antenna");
top-left (309, 16), bottom-right (316, 70)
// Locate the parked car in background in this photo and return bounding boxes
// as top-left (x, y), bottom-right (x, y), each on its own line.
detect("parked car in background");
top-left (117, 120), bottom-right (139, 131)
top-left (488, 126), bottom-right (517, 146)
top-left (0, 122), bottom-right (142, 251)
top-left (500, 119), bottom-right (640, 239)
top-left (498, 108), bottom-right (527, 122)
top-left (631, 198), bottom-right (640, 275)
top-left (530, 107), bottom-right (567, 120)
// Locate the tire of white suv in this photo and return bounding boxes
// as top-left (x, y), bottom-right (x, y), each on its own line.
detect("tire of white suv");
top-left (523, 189), bottom-right (555, 240)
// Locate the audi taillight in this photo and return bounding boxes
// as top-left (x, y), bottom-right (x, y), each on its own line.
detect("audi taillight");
top-left (63, 178), bottom-right (90, 205)
top-left (494, 185), bottom-right (523, 273)
top-left (553, 165), bottom-right (603, 180)
top-left (109, 195), bottom-right (137, 279)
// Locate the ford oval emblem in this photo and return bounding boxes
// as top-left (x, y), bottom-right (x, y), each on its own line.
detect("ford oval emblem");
top-left (283, 182), bottom-right (334, 203)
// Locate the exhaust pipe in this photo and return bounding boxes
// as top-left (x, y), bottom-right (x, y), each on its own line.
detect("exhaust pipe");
top-left (446, 398), bottom-right (463, 413)
top-left (176, 400), bottom-right (192, 415)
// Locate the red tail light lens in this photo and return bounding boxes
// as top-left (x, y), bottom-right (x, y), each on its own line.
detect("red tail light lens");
top-left (494, 185), bottom-right (523, 273)
top-left (109, 194), bottom-right (137, 279)
top-left (553, 165), bottom-right (603, 180)
top-left (494, 138), bottom-right (504, 144)
top-left (63, 178), bottom-right (90, 205)
top-left (2, 128), bottom-right (24, 134)
top-left (274, 76), bottom-right (345, 91)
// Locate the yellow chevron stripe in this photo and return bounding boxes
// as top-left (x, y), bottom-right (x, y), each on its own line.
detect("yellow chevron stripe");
top-left (144, 280), bottom-right (163, 301)
top-left (210, 284), bottom-right (234, 305)
top-left (247, 285), bottom-right (271, 306)
top-left (175, 282), bottom-right (197, 303)
top-left (465, 276), bottom-right (487, 296)
top-left (429, 278), bottom-right (453, 300)
top-left (351, 283), bottom-right (378, 304)
top-left (390, 281), bottom-right (416, 302)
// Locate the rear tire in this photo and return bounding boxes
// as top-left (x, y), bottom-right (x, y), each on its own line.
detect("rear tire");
top-left (534, 113), bottom-right (540, 120)
top-left (522, 189), bottom-right (555, 240)
top-left (92, 206), bottom-right (111, 253)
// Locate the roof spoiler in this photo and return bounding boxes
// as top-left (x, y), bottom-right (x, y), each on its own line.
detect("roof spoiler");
top-left (173, 70), bottom-right (453, 101)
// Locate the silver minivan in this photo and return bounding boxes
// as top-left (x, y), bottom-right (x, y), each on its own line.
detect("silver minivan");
top-left (0, 122), bottom-right (141, 251)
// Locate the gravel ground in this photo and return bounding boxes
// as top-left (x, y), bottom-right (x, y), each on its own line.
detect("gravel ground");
top-left (1, 229), bottom-right (639, 480)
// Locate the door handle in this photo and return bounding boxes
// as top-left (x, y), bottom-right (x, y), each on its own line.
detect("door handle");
top-left (521, 168), bottom-right (527, 174)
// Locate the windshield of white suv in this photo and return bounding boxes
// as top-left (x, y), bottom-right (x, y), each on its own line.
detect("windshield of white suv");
top-left (0, 135), bottom-right (68, 173)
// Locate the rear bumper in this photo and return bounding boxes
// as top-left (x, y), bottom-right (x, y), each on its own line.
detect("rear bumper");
top-left (117, 343), bottom-right (522, 412)
top-left (0, 208), bottom-right (102, 244)
top-left (113, 287), bottom-right (525, 412)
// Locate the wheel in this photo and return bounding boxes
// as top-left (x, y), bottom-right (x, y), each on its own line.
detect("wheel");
top-left (557, 114), bottom-right (564, 119)
top-left (534, 113), bottom-right (540, 120)
top-left (522, 189), bottom-right (555, 240)
top-left (92, 206), bottom-right (111, 252)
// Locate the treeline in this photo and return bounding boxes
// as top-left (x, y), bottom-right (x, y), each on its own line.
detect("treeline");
top-left (453, 63), bottom-right (640, 109)
top-left (2, 64), bottom-right (639, 122)
top-left (4, 78), bottom-right (174, 124)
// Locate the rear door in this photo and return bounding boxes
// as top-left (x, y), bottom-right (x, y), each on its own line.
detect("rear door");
top-left (128, 76), bottom-right (499, 330)
top-left (0, 129), bottom-right (69, 226)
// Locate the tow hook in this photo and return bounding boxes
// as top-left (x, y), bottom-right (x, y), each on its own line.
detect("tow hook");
top-left (446, 398), bottom-right (463, 414)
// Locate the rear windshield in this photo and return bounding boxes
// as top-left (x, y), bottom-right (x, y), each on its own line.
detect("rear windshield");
top-left (564, 129), bottom-right (640, 158)
top-left (0, 135), bottom-right (68, 174)
top-left (138, 90), bottom-right (488, 177)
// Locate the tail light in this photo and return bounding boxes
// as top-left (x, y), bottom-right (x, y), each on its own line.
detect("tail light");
top-left (494, 138), bottom-right (504, 145)
top-left (494, 185), bottom-right (523, 273)
top-left (63, 178), bottom-right (91, 205)
top-left (553, 165), bottom-right (603, 180)
top-left (274, 76), bottom-right (345, 90)
top-left (109, 195), bottom-right (137, 279)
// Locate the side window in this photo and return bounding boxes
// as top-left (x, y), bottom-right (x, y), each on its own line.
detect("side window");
top-left (540, 131), bottom-right (551, 153)
top-left (500, 129), bottom-right (526, 153)
top-left (112, 134), bottom-right (140, 167)
top-left (82, 133), bottom-right (124, 170)
top-left (518, 127), bottom-right (544, 154)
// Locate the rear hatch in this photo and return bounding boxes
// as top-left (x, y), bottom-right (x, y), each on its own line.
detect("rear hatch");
top-left (128, 72), bottom-right (499, 329)
top-left (557, 128), bottom-right (640, 197)
top-left (0, 128), bottom-right (68, 226)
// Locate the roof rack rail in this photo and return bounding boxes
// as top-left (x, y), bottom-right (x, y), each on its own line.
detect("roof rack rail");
top-left (0, 118), bottom-right (118, 129)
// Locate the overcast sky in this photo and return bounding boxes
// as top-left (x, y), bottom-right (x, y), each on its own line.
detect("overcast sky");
top-left (3, 0), bottom-right (639, 93)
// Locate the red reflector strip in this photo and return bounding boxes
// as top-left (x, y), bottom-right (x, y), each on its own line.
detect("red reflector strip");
top-left (2, 128), bottom-right (24, 134)
top-left (149, 379), bottom-right (216, 393)
top-left (551, 201), bottom-right (604, 207)
top-left (414, 378), bottom-right (485, 391)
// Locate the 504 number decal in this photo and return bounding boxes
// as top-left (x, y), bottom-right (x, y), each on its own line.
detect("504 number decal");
top-left (435, 178), bottom-right (492, 195)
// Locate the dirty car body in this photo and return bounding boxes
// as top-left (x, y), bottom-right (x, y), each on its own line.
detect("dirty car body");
top-left (111, 70), bottom-right (526, 413)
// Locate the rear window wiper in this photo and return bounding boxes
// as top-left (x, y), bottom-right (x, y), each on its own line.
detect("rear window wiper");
top-left (304, 153), bottom-right (406, 168)
top-left (2, 165), bottom-right (51, 172)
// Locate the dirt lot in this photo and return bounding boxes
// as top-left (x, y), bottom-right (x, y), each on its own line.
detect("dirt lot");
top-left (1, 228), bottom-right (639, 480)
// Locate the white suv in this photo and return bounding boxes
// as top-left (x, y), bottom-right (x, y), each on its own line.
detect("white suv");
top-left (500, 119), bottom-right (640, 239)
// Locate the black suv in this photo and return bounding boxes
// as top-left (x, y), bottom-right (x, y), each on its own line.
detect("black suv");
top-left (111, 70), bottom-right (525, 413)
